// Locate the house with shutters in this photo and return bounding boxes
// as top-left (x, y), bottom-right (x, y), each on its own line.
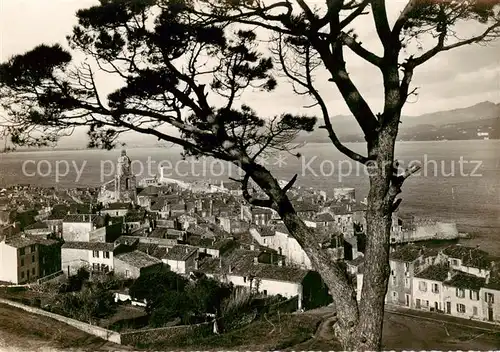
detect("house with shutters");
top-left (412, 264), bottom-right (448, 312)
top-left (385, 244), bottom-right (438, 308)
top-left (442, 271), bottom-right (485, 320)
top-left (480, 271), bottom-right (500, 322)
top-left (197, 248), bottom-right (331, 311)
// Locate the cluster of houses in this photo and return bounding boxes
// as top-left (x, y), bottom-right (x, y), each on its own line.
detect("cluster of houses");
top-left (355, 243), bottom-right (500, 323)
top-left (0, 150), bottom-right (491, 319)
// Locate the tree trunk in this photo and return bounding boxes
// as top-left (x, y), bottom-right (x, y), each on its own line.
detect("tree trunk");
top-left (280, 211), bottom-right (360, 349)
top-left (247, 165), bottom-right (361, 348)
top-left (244, 122), bottom-right (399, 349)
top-left (353, 114), bottom-right (399, 350)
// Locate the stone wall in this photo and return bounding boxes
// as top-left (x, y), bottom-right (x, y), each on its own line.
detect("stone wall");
top-left (0, 298), bottom-right (121, 344)
top-left (120, 320), bottom-right (214, 346)
top-left (392, 221), bottom-right (459, 243)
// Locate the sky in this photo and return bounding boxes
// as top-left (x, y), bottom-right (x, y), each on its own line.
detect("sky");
top-left (0, 0), bottom-right (499, 146)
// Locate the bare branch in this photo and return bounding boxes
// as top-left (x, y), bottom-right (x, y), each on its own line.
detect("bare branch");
top-left (392, 0), bottom-right (419, 37)
top-left (282, 174), bottom-right (297, 193)
top-left (241, 173), bottom-right (275, 208)
top-left (411, 20), bottom-right (500, 66)
top-left (370, 0), bottom-right (393, 48)
top-left (340, 32), bottom-right (383, 66)
top-left (340, 0), bottom-right (370, 28)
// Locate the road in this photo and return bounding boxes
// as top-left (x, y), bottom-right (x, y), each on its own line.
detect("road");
top-left (296, 304), bottom-right (500, 350)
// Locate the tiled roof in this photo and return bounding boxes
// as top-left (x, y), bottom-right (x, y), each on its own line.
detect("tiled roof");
top-left (136, 243), bottom-right (168, 258)
top-left (415, 264), bottom-right (449, 281)
top-left (186, 235), bottom-right (235, 251)
top-left (274, 224), bottom-right (290, 235)
top-left (346, 255), bottom-right (365, 267)
top-left (115, 250), bottom-right (161, 268)
top-left (198, 248), bottom-right (309, 283)
top-left (163, 245), bottom-right (198, 261)
top-left (137, 186), bottom-right (159, 196)
top-left (254, 226), bottom-right (275, 237)
top-left (252, 207), bottom-right (273, 215)
top-left (149, 228), bottom-right (169, 239)
top-left (63, 214), bottom-right (98, 223)
top-left (292, 201), bottom-right (319, 213)
top-left (390, 244), bottom-right (424, 262)
top-left (25, 221), bottom-right (49, 230)
top-left (170, 203), bottom-right (186, 211)
top-left (4, 235), bottom-right (39, 248)
top-left (223, 181), bottom-right (241, 191)
top-left (314, 213), bottom-right (335, 222)
top-left (114, 236), bottom-right (140, 246)
top-left (125, 210), bottom-right (146, 222)
top-left (150, 197), bottom-right (167, 211)
top-left (186, 224), bottom-right (207, 237)
top-left (105, 202), bottom-right (130, 210)
top-left (485, 271), bottom-right (500, 291)
top-left (442, 245), bottom-right (491, 269)
top-left (444, 271), bottom-right (485, 291)
top-left (62, 241), bottom-right (115, 252)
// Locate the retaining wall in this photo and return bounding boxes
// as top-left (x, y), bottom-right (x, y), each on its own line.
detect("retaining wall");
top-left (120, 320), bottom-right (214, 346)
top-left (0, 298), bottom-right (121, 344)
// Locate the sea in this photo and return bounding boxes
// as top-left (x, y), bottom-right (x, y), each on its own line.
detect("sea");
top-left (1, 140), bottom-right (499, 253)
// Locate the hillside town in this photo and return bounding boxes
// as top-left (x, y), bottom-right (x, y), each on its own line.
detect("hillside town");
top-left (0, 150), bottom-right (499, 343)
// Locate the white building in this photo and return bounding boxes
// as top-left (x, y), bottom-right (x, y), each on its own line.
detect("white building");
top-left (442, 271), bottom-right (485, 320)
top-left (250, 226), bottom-right (312, 269)
top-left (161, 245), bottom-right (198, 274)
top-left (61, 241), bottom-right (115, 276)
top-left (197, 249), bottom-right (313, 310)
top-left (440, 245), bottom-right (491, 278)
top-left (412, 264), bottom-right (448, 312)
top-left (480, 280), bottom-right (499, 322)
top-left (62, 214), bottom-right (100, 242)
top-left (114, 250), bottom-right (163, 279)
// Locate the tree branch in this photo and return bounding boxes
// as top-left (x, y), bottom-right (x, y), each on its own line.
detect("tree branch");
top-left (392, 0), bottom-right (419, 38)
top-left (340, 32), bottom-right (383, 67)
top-left (240, 172), bottom-right (275, 208)
top-left (275, 34), bottom-right (369, 163)
top-left (340, 0), bottom-right (370, 28)
top-left (370, 0), bottom-right (393, 49)
top-left (411, 21), bottom-right (500, 67)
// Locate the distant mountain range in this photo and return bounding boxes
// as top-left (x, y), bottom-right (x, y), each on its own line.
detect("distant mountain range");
top-left (297, 101), bottom-right (500, 143)
top-left (2, 101), bottom-right (499, 151)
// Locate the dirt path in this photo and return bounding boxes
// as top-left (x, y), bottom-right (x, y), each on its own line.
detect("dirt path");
top-left (293, 307), bottom-right (500, 350)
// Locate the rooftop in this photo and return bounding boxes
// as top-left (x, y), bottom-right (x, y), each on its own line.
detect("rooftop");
top-left (485, 271), bottom-right (500, 291)
top-left (198, 248), bottom-right (309, 283)
top-left (24, 221), bottom-right (49, 230)
top-left (314, 213), bottom-right (335, 222)
top-left (415, 264), bottom-right (449, 281)
top-left (185, 235), bottom-right (235, 251)
top-left (442, 245), bottom-right (492, 269)
top-left (105, 202), bottom-right (131, 210)
top-left (137, 186), bottom-right (159, 197)
top-left (115, 250), bottom-right (162, 268)
top-left (3, 234), bottom-right (53, 248)
top-left (390, 244), bottom-right (424, 262)
top-left (444, 271), bottom-right (486, 291)
top-left (63, 214), bottom-right (98, 223)
top-left (163, 245), bottom-right (198, 261)
top-left (62, 241), bottom-right (115, 252)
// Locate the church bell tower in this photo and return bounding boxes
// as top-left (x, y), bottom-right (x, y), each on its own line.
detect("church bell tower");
top-left (115, 150), bottom-right (137, 203)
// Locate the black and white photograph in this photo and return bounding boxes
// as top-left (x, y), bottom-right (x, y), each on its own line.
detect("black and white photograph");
top-left (0, 0), bottom-right (499, 350)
